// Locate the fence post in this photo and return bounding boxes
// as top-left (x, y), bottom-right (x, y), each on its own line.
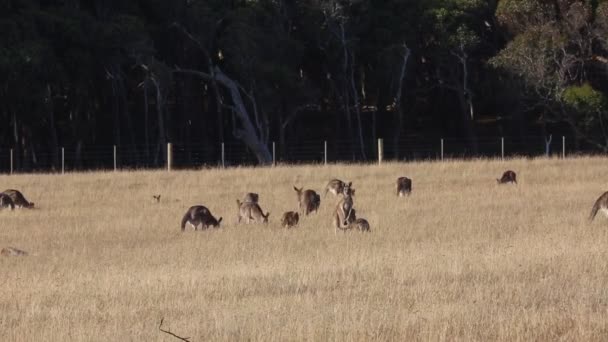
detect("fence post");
top-left (9, 148), bottom-right (13, 174)
top-left (113, 145), bottom-right (117, 171)
top-left (501, 137), bottom-right (505, 160)
top-left (167, 142), bottom-right (172, 171)
top-left (221, 142), bottom-right (225, 168)
top-left (378, 138), bottom-right (384, 165)
top-left (440, 139), bottom-right (444, 161)
top-left (562, 136), bottom-right (566, 158)
top-left (272, 141), bottom-right (276, 167)
top-left (324, 141), bottom-right (328, 165)
top-left (61, 147), bottom-right (65, 174)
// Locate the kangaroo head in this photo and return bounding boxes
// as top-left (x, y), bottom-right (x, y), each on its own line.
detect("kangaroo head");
top-left (262, 212), bottom-right (270, 223)
top-left (236, 199), bottom-right (242, 207)
top-left (214, 217), bottom-right (223, 227)
top-left (27, 202), bottom-right (34, 208)
top-left (293, 186), bottom-right (303, 195)
top-left (153, 195), bottom-right (161, 202)
top-left (294, 212), bottom-right (299, 221)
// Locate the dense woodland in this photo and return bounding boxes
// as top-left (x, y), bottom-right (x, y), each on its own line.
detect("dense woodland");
top-left (1, 0), bottom-right (608, 168)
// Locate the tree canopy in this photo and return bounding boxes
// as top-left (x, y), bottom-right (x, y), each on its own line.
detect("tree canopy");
top-left (1, 0), bottom-right (607, 169)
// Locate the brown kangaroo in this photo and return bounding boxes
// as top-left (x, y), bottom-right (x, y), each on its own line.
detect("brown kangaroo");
top-left (497, 170), bottom-right (517, 184)
top-left (589, 191), bottom-right (608, 222)
top-left (350, 218), bottom-right (371, 232)
top-left (294, 186), bottom-right (320, 215)
top-left (324, 179), bottom-right (346, 197)
top-left (153, 195), bottom-right (161, 203)
top-left (1, 189), bottom-right (34, 208)
top-left (332, 182), bottom-right (355, 232)
top-left (281, 211), bottom-right (300, 228)
top-left (180, 205), bottom-right (222, 231)
top-left (1, 247), bottom-right (28, 257)
top-left (243, 193), bottom-right (259, 203)
top-left (237, 200), bottom-right (270, 224)
top-left (396, 177), bottom-right (412, 197)
top-left (0, 193), bottom-right (15, 210)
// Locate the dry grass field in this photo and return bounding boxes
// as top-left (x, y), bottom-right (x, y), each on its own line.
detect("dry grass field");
top-left (2, 157), bottom-right (608, 341)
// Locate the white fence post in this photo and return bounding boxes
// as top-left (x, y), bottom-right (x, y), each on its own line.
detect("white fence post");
top-left (440, 139), bottom-right (444, 161)
top-left (221, 142), bottom-right (225, 168)
top-left (378, 138), bottom-right (384, 165)
top-left (501, 137), bottom-right (505, 160)
top-left (167, 143), bottom-right (172, 171)
top-left (562, 136), bottom-right (566, 158)
top-left (324, 141), bottom-right (328, 165)
top-left (272, 141), bottom-right (276, 167)
top-left (10, 148), bottom-right (13, 174)
top-left (113, 145), bottom-right (117, 171)
top-left (61, 147), bottom-right (65, 174)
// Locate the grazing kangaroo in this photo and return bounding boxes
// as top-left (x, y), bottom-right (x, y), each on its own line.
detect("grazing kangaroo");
top-left (1, 247), bottom-right (28, 257)
top-left (1, 190), bottom-right (34, 208)
top-left (294, 186), bottom-right (320, 215)
top-left (396, 177), bottom-right (412, 196)
top-left (350, 218), bottom-right (371, 232)
top-left (243, 193), bottom-right (259, 203)
top-left (497, 170), bottom-right (517, 184)
top-left (180, 205), bottom-right (222, 231)
top-left (0, 193), bottom-right (15, 210)
top-left (237, 200), bottom-right (270, 224)
top-left (332, 182), bottom-right (355, 232)
top-left (325, 179), bottom-right (346, 197)
top-left (589, 191), bottom-right (608, 222)
top-left (281, 211), bottom-right (300, 228)
top-left (153, 195), bottom-right (161, 203)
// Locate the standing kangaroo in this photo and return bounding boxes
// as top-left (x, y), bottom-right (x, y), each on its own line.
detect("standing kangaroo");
top-left (1, 189), bottom-right (34, 208)
top-left (0, 193), bottom-right (15, 210)
top-left (589, 191), bottom-right (608, 222)
top-left (237, 200), bottom-right (270, 224)
top-left (497, 170), bottom-right (517, 184)
top-left (294, 186), bottom-right (320, 215)
top-left (242, 193), bottom-right (259, 203)
top-left (181, 205), bottom-right (222, 231)
top-left (324, 179), bottom-right (346, 197)
top-left (332, 182), bottom-right (355, 232)
top-left (396, 177), bottom-right (412, 196)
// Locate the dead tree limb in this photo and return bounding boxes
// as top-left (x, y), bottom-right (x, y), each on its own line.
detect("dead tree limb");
top-left (159, 318), bottom-right (191, 342)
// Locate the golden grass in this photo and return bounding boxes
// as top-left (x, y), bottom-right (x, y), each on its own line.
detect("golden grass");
top-left (2, 157), bottom-right (608, 341)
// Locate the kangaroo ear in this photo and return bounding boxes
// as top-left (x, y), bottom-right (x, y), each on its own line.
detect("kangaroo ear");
top-left (348, 182), bottom-right (352, 187)
top-left (293, 186), bottom-right (299, 192)
top-left (351, 189), bottom-right (355, 195)
top-left (266, 212), bottom-right (270, 218)
top-left (218, 217), bottom-right (223, 223)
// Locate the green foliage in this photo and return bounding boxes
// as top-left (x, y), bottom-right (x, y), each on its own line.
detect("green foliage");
top-left (563, 84), bottom-right (607, 113)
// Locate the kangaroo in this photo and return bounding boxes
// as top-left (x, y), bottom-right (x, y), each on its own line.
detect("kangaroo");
top-left (333, 182), bottom-right (355, 232)
top-left (589, 191), bottom-right (608, 222)
top-left (396, 177), bottom-right (412, 196)
top-left (281, 211), bottom-right (299, 228)
top-left (1, 189), bottom-right (34, 208)
top-left (180, 205), bottom-right (222, 231)
top-left (350, 218), bottom-right (371, 232)
top-left (0, 193), bottom-right (15, 210)
top-left (153, 195), bottom-right (161, 203)
top-left (243, 193), bottom-right (259, 203)
top-left (497, 170), bottom-right (517, 184)
top-left (1, 247), bottom-right (28, 257)
top-left (294, 186), bottom-right (320, 215)
top-left (324, 179), bottom-right (346, 197)
top-left (237, 200), bottom-right (270, 224)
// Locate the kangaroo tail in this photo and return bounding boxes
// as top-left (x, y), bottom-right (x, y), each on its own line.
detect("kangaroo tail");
top-left (589, 200), bottom-right (601, 222)
top-left (180, 212), bottom-right (190, 231)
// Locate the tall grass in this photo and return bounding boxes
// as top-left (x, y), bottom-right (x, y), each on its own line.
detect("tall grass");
top-left (2, 157), bottom-right (608, 341)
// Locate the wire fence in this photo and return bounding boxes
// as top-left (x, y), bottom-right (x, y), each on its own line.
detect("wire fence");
top-left (0, 135), bottom-right (590, 174)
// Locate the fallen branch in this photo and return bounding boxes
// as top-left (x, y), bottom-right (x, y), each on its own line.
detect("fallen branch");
top-left (159, 318), bottom-right (191, 342)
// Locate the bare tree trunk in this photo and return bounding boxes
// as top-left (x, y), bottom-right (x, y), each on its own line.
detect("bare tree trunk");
top-left (349, 52), bottom-right (366, 159)
top-left (143, 78), bottom-right (150, 163)
top-left (393, 44), bottom-right (411, 160)
top-left (173, 67), bottom-right (272, 164)
top-left (151, 78), bottom-right (167, 167)
top-left (46, 84), bottom-right (59, 169)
